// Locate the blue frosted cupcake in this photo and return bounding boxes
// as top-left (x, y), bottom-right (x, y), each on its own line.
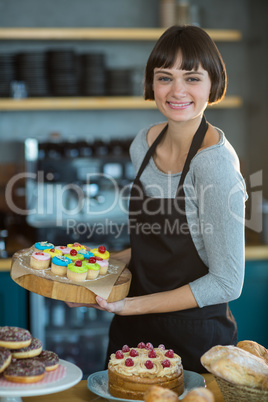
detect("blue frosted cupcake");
top-left (34, 241), bottom-right (54, 252)
top-left (79, 249), bottom-right (95, 260)
top-left (51, 255), bottom-right (72, 276)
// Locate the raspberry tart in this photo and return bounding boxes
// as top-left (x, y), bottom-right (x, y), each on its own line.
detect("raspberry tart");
top-left (108, 342), bottom-right (184, 400)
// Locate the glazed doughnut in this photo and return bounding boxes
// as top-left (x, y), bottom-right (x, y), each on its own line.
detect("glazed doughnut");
top-left (11, 337), bottom-right (42, 359)
top-left (34, 350), bottom-right (59, 371)
top-left (0, 326), bottom-right (32, 349)
top-left (0, 346), bottom-right (12, 373)
top-left (4, 359), bottom-right (46, 383)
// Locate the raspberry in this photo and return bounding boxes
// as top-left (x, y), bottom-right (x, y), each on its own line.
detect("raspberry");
top-left (165, 349), bottom-right (174, 358)
top-left (137, 342), bottom-right (146, 349)
top-left (88, 257), bottom-right (96, 264)
top-left (95, 256), bottom-right (103, 261)
top-left (145, 342), bottom-right (154, 350)
top-left (115, 350), bottom-right (124, 359)
top-left (162, 359), bottom-right (171, 368)
top-left (70, 249), bottom-right (77, 256)
top-left (122, 345), bottom-right (130, 353)
top-left (145, 360), bottom-right (153, 369)
top-left (125, 358), bottom-right (134, 367)
top-left (158, 344), bottom-right (165, 350)
top-left (98, 245), bottom-right (106, 253)
top-left (75, 260), bottom-right (82, 267)
top-left (129, 349), bottom-right (138, 357)
top-left (148, 350), bottom-right (156, 358)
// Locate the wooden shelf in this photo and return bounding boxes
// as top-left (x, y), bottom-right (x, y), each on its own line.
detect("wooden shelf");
top-left (0, 28), bottom-right (242, 42)
top-left (0, 96), bottom-right (242, 111)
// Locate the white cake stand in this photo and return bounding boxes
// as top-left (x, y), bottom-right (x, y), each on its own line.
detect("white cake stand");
top-left (0, 359), bottom-right (82, 402)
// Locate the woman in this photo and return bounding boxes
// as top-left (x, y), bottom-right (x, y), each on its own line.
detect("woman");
top-left (71, 25), bottom-right (247, 373)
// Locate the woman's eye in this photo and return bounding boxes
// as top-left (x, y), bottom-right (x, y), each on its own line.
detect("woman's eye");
top-left (187, 77), bottom-right (200, 82)
top-left (158, 76), bottom-right (171, 82)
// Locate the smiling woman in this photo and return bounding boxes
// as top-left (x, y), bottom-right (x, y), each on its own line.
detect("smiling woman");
top-left (69, 25), bottom-right (247, 375)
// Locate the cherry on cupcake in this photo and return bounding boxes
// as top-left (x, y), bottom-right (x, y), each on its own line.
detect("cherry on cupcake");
top-left (98, 245), bottom-right (106, 253)
top-left (88, 257), bottom-right (96, 264)
top-left (70, 249), bottom-right (77, 256)
top-left (75, 260), bottom-right (82, 267)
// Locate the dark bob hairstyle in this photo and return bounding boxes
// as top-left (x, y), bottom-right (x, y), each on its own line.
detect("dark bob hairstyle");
top-left (144, 25), bottom-right (227, 104)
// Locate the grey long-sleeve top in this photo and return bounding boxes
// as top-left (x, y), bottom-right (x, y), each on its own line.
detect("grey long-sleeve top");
top-left (129, 123), bottom-right (248, 308)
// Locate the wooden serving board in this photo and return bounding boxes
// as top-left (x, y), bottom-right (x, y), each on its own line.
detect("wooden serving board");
top-left (10, 249), bottom-right (131, 304)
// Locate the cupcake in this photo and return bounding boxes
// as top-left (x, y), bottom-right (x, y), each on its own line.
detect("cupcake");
top-left (55, 246), bottom-right (71, 255)
top-left (51, 255), bottom-right (72, 276)
top-left (95, 257), bottom-right (109, 275)
top-left (34, 241), bottom-right (54, 252)
top-left (79, 249), bottom-right (95, 260)
top-left (65, 249), bottom-right (85, 262)
top-left (91, 245), bottom-right (110, 260)
top-left (43, 248), bottom-right (63, 261)
top-left (30, 252), bottom-right (51, 270)
top-left (67, 260), bottom-right (88, 282)
top-left (67, 243), bottom-right (86, 251)
top-left (85, 257), bottom-right (100, 279)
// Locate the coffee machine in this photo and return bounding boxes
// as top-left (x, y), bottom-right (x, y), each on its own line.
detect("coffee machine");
top-left (24, 137), bottom-right (135, 250)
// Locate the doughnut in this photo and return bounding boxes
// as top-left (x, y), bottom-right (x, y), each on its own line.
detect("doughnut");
top-left (0, 346), bottom-right (12, 373)
top-left (4, 359), bottom-right (45, 383)
top-left (34, 350), bottom-right (59, 371)
top-left (11, 337), bottom-right (42, 359)
top-left (0, 326), bottom-right (32, 349)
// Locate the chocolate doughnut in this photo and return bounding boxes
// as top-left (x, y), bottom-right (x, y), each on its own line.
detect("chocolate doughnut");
top-left (4, 359), bottom-right (46, 383)
top-left (11, 337), bottom-right (42, 359)
top-left (0, 346), bottom-right (12, 373)
top-left (0, 326), bottom-right (32, 349)
top-left (34, 350), bottom-right (59, 371)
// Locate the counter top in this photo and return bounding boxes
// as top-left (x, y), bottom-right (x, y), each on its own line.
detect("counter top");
top-left (22, 375), bottom-right (224, 401)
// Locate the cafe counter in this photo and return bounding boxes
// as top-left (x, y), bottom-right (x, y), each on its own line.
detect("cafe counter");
top-left (22, 374), bottom-right (224, 402)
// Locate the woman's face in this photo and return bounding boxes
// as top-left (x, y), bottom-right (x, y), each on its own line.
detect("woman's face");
top-left (152, 53), bottom-right (211, 124)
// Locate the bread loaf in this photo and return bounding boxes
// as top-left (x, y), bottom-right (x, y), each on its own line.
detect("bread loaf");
top-left (144, 385), bottom-right (178, 402)
top-left (182, 387), bottom-right (214, 401)
top-left (237, 340), bottom-right (268, 364)
top-left (201, 345), bottom-right (268, 390)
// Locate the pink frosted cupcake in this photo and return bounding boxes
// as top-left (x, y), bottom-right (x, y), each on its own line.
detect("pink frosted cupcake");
top-left (55, 246), bottom-right (71, 255)
top-left (95, 257), bottom-right (109, 275)
top-left (30, 252), bottom-right (51, 270)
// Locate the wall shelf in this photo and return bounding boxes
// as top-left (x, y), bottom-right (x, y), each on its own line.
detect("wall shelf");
top-left (0, 28), bottom-right (242, 42)
top-left (0, 96), bottom-right (242, 111)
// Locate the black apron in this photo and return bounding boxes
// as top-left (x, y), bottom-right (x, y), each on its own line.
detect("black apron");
top-left (106, 116), bottom-right (237, 373)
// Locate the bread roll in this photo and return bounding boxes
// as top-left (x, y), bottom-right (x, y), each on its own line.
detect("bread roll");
top-left (201, 345), bottom-right (268, 390)
top-left (144, 385), bottom-right (178, 402)
top-left (182, 387), bottom-right (214, 401)
top-left (237, 340), bottom-right (268, 364)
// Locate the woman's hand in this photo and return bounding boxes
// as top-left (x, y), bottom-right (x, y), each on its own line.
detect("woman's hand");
top-left (65, 297), bottom-right (127, 314)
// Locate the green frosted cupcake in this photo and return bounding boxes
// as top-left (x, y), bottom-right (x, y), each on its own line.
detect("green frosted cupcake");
top-left (67, 261), bottom-right (87, 282)
top-left (84, 261), bottom-right (100, 279)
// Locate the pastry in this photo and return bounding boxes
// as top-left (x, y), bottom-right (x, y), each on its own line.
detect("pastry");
top-left (79, 249), bottom-right (95, 260)
top-left (4, 359), bottom-right (45, 383)
top-left (144, 385), bottom-right (178, 402)
top-left (67, 242), bottom-right (86, 251)
top-left (43, 248), bottom-right (63, 259)
top-left (0, 346), bottom-right (12, 373)
top-left (34, 241), bottom-right (54, 252)
top-left (11, 337), bottom-right (42, 359)
top-left (84, 257), bottom-right (100, 279)
top-left (65, 249), bottom-right (85, 262)
top-left (95, 256), bottom-right (109, 275)
top-left (108, 342), bottom-right (184, 400)
top-left (0, 326), bottom-right (32, 349)
top-left (91, 245), bottom-right (110, 260)
top-left (51, 255), bottom-right (72, 276)
top-left (34, 350), bottom-right (59, 371)
top-left (30, 251), bottom-right (51, 270)
top-left (201, 345), bottom-right (268, 390)
top-left (67, 260), bottom-right (88, 282)
top-left (182, 387), bottom-right (215, 401)
top-left (237, 340), bottom-right (268, 364)
top-left (55, 245), bottom-right (72, 255)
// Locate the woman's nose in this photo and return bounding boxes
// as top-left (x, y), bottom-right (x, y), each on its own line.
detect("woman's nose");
top-left (172, 79), bottom-right (187, 96)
